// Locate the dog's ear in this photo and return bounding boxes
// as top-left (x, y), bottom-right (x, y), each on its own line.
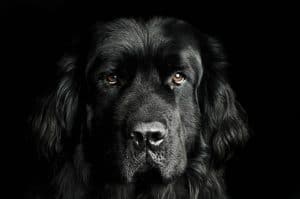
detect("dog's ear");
top-left (198, 35), bottom-right (249, 165)
top-left (31, 55), bottom-right (82, 158)
top-left (30, 23), bottom-right (104, 159)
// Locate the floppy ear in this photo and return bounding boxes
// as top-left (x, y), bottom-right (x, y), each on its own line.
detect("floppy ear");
top-left (198, 35), bottom-right (249, 165)
top-left (31, 55), bottom-right (82, 158)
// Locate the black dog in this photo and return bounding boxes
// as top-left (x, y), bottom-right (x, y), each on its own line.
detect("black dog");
top-left (31, 17), bottom-right (249, 199)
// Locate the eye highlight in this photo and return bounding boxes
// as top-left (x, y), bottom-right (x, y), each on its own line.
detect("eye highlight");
top-left (171, 72), bottom-right (186, 86)
top-left (105, 73), bottom-right (118, 85)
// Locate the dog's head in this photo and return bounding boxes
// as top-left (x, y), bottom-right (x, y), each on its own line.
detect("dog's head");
top-left (32, 17), bottom-right (248, 184)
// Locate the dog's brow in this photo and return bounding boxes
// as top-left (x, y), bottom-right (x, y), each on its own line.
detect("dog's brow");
top-left (180, 47), bottom-right (202, 70)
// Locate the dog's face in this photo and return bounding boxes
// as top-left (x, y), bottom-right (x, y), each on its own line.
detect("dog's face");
top-left (32, 17), bottom-right (248, 188)
top-left (84, 19), bottom-right (202, 182)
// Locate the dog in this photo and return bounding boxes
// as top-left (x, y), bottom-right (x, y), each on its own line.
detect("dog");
top-left (31, 17), bottom-right (249, 199)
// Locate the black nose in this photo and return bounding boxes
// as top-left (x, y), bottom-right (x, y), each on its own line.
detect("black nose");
top-left (130, 122), bottom-right (167, 149)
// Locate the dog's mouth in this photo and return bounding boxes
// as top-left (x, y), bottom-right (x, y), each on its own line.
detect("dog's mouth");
top-left (122, 148), bottom-right (168, 183)
top-left (132, 156), bottom-right (165, 183)
top-left (133, 165), bottom-right (164, 183)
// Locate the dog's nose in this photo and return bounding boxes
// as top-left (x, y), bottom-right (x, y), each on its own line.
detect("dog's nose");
top-left (130, 122), bottom-right (167, 149)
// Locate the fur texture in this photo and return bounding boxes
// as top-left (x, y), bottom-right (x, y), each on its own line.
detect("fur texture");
top-left (31, 17), bottom-right (248, 199)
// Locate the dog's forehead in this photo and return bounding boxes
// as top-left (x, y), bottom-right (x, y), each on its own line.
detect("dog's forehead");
top-left (93, 18), bottom-right (198, 60)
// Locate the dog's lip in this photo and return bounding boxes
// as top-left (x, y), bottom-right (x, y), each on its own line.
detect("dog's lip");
top-left (146, 150), bottom-right (166, 166)
top-left (131, 149), bottom-right (165, 168)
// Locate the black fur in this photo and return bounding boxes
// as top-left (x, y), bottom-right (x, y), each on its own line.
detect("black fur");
top-left (31, 17), bottom-right (248, 199)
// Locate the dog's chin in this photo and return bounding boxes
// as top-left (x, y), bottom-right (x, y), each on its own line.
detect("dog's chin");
top-left (128, 165), bottom-right (178, 186)
top-left (123, 160), bottom-right (181, 184)
top-left (120, 145), bottom-right (187, 184)
top-left (132, 164), bottom-right (165, 183)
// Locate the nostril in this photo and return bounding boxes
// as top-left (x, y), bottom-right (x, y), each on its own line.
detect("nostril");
top-left (130, 131), bottom-right (146, 148)
top-left (147, 131), bottom-right (166, 146)
top-left (149, 131), bottom-right (165, 142)
top-left (131, 122), bottom-right (167, 148)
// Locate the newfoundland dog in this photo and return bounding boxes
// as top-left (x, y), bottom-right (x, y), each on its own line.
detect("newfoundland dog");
top-left (31, 17), bottom-right (249, 199)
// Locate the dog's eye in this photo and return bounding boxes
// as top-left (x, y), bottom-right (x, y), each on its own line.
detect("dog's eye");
top-left (171, 72), bottom-right (186, 85)
top-left (105, 74), bottom-right (118, 85)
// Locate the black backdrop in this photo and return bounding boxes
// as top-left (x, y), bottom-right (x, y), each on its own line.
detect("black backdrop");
top-left (2, 1), bottom-right (299, 199)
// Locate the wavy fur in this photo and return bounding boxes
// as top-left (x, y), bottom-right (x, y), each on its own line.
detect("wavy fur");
top-left (30, 17), bottom-right (248, 199)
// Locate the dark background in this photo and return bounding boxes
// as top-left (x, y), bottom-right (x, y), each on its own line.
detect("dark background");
top-left (2, 1), bottom-right (299, 199)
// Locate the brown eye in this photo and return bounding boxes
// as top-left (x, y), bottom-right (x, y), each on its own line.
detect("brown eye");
top-left (172, 72), bottom-right (185, 85)
top-left (105, 74), bottom-right (118, 85)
